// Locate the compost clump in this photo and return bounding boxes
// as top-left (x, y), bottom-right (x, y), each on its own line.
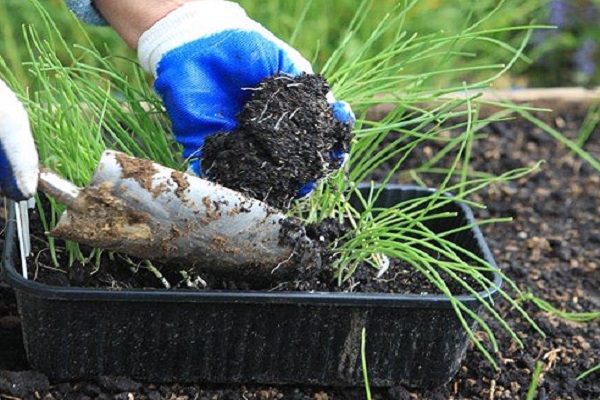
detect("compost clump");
top-left (202, 73), bottom-right (352, 210)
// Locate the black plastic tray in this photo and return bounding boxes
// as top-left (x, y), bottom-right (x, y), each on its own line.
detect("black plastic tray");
top-left (2, 185), bottom-right (501, 388)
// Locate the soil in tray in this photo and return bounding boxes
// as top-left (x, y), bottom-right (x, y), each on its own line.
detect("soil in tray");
top-left (17, 204), bottom-right (489, 296)
top-left (1, 111), bottom-right (599, 399)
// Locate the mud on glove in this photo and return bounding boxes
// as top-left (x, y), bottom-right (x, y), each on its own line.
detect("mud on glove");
top-left (0, 79), bottom-right (39, 201)
top-left (137, 0), bottom-right (355, 197)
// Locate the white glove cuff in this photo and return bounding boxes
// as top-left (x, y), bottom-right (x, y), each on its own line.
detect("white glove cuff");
top-left (137, 0), bottom-right (312, 76)
top-left (0, 80), bottom-right (39, 198)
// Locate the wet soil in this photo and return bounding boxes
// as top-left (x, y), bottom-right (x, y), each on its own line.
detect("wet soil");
top-left (14, 209), bottom-right (485, 296)
top-left (202, 74), bottom-right (352, 210)
top-left (1, 110), bottom-right (599, 399)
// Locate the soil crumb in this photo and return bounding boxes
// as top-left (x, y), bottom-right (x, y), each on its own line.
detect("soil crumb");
top-left (114, 151), bottom-right (163, 197)
top-left (202, 74), bottom-right (352, 210)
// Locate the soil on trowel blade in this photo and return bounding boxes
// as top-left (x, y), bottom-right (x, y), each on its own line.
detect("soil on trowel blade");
top-left (202, 74), bottom-right (352, 210)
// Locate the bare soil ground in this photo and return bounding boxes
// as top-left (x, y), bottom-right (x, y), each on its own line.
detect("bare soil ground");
top-left (0, 110), bottom-right (598, 399)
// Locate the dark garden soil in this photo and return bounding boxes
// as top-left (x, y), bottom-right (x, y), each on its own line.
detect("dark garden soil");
top-left (16, 209), bottom-right (487, 296)
top-left (202, 73), bottom-right (352, 210)
top-left (1, 109), bottom-right (599, 399)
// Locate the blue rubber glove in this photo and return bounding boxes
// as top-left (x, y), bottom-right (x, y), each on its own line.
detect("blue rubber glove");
top-left (137, 1), bottom-right (355, 195)
top-left (0, 79), bottom-right (39, 201)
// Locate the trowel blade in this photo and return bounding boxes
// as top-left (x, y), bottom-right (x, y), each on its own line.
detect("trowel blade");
top-left (49, 150), bottom-right (306, 270)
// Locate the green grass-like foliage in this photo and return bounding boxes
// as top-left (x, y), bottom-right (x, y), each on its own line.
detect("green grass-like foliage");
top-left (2, 0), bottom-right (548, 89)
top-left (577, 363), bottom-right (600, 381)
top-left (0, 1), bottom-right (179, 264)
top-left (526, 361), bottom-right (545, 400)
top-left (0, 0), bottom-right (133, 89)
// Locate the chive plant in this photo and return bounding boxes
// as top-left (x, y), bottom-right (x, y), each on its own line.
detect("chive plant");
top-left (290, 0), bottom-right (550, 368)
top-left (0, 1), bottom-right (178, 264)
top-left (0, 0), bottom-right (132, 89)
top-left (1, 0), bottom-right (597, 372)
top-left (526, 361), bottom-right (545, 400)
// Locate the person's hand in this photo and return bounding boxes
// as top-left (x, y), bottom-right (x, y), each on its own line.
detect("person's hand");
top-left (95, 0), bottom-right (354, 196)
top-left (0, 79), bottom-right (39, 201)
top-left (139, 1), bottom-right (355, 180)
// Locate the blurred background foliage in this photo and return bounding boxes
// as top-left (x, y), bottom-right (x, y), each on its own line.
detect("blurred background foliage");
top-left (526, 0), bottom-right (600, 87)
top-left (1, 0), bottom-right (598, 90)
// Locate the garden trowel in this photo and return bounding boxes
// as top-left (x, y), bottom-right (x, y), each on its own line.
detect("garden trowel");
top-left (1, 78), bottom-right (306, 273)
top-left (38, 152), bottom-right (307, 270)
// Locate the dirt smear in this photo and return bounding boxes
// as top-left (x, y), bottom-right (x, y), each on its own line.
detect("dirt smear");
top-left (170, 170), bottom-right (190, 201)
top-left (114, 152), bottom-right (165, 198)
top-left (49, 182), bottom-right (152, 246)
top-left (202, 73), bottom-right (352, 210)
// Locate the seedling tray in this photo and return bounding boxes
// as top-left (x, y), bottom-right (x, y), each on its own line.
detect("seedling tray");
top-left (2, 185), bottom-right (500, 388)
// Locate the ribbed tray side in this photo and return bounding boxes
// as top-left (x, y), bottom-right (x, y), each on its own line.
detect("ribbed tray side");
top-left (17, 292), bottom-right (475, 388)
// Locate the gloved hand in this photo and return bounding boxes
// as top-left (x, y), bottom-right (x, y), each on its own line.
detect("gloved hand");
top-left (136, 0), bottom-right (355, 195)
top-left (0, 79), bottom-right (39, 201)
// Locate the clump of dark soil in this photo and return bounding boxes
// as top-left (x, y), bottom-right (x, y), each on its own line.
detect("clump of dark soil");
top-left (202, 73), bottom-right (352, 210)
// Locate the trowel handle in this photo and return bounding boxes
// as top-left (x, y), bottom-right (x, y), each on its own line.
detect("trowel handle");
top-left (38, 168), bottom-right (83, 211)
